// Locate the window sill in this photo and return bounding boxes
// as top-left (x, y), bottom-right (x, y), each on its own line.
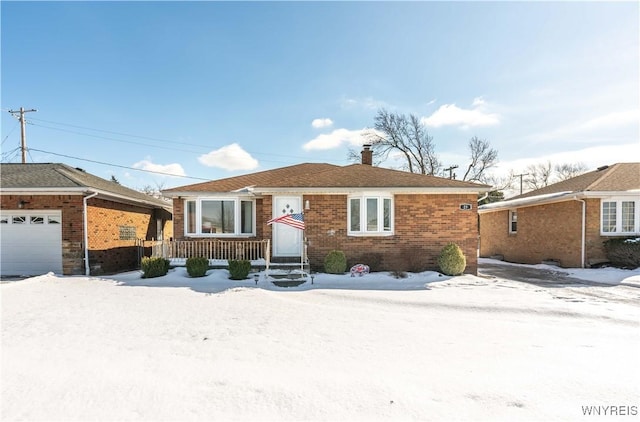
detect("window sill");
top-left (347, 232), bottom-right (394, 237)
top-left (185, 234), bottom-right (256, 238)
top-left (600, 232), bottom-right (640, 237)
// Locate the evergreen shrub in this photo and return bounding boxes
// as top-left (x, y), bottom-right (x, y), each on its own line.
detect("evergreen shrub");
top-left (228, 259), bottom-right (251, 280)
top-left (141, 256), bottom-right (170, 278)
top-left (324, 250), bottom-right (347, 274)
top-left (186, 257), bottom-right (209, 277)
top-left (437, 243), bottom-right (466, 276)
top-left (603, 237), bottom-right (640, 269)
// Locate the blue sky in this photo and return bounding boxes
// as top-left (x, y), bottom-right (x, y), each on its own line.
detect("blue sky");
top-left (2, 1), bottom-right (638, 191)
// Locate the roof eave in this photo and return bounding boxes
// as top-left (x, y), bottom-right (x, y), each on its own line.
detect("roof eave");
top-left (164, 186), bottom-right (490, 196)
top-left (1, 187), bottom-right (172, 211)
top-left (88, 189), bottom-right (172, 211)
top-left (479, 191), bottom-right (578, 213)
top-left (0, 187), bottom-right (86, 195)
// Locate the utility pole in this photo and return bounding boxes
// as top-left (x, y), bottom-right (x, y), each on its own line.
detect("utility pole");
top-left (444, 165), bottom-right (459, 179)
top-left (515, 173), bottom-right (529, 195)
top-left (8, 107), bottom-right (37, 164)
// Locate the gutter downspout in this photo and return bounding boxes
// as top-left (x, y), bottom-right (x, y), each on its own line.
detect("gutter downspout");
top-left (477, 192), bottom-right (489, 203)
top-left (83, 191), bottom-right (99, 276)
top-left (574, 196), bottom-right (586, 268)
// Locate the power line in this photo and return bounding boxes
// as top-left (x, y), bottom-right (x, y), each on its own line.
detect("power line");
top-left (29, 123), bottom-right (203, 154)
top-left (28, 116), bottom-right (347, 163)
top-left (27, 148), bottom-right (212, 180)
top-left (1, 121), bottom-right (19, 146)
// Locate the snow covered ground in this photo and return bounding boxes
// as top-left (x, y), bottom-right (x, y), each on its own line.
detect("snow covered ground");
top-left (2, 261), bottom-right (639, 421)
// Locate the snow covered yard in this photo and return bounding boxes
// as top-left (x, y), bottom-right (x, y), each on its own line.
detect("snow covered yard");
top-left (2, 264), bottom-right (639, 421)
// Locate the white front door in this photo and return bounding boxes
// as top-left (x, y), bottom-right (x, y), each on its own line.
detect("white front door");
top-left (272, 196), bottom-right (302, 257)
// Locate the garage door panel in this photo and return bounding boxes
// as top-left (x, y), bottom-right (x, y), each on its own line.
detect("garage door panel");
top-left (0, 211), bottom-right (63, 277)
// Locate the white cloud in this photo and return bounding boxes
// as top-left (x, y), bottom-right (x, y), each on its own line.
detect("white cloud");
top-left (422, 100), bottom-right (501, 129)
top-left (132, 160), bottom-right (186, 177)
top-left (493, 143), bottom-right (640, 179)
top-left (523, 108), bottom-right (640, 144)
top-left (472, 97), bottom-right (486, 107)
top-left (197, 143), bottom-right (259, 171)
top-left (311, 118), bottom-right (333, 129)
top-left (576, 109), bottom-right (639, 132)
top-left (303, 128), bottom-right (373, 151)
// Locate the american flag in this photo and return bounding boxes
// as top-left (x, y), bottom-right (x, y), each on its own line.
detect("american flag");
top-left (267, 213), bottom-right (305, 230)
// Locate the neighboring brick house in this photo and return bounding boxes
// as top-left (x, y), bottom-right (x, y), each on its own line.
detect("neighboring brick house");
top-left (478, 163), bottom-right (640, 268)
top-left (162, 146), bottom-right (491, 275)
top-left (0, 163), bottom-right (173, 276)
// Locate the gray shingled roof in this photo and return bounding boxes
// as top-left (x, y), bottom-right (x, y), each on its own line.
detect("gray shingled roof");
top-left (479, 163), bottom-right (640, 213)
top-left (513, 163), bottom-right (640, 199)
top-left (163, 162), bottom-right (490, 195)
top-left (1, 163), bottom-right (171, 209)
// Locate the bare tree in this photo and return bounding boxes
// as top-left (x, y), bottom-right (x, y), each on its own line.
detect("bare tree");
top-left (522, 161), bottom-right (588, 191)
top-left (139, 181), bottom-right (167, 199)
top-left (525, 161), bottom-right (553, 190)
top-left (461, 136), bottom-right (498, 182)
top-left (554, 162), bottom-right (587, 181)
top-left (363, 109), bottom-right (441, 175)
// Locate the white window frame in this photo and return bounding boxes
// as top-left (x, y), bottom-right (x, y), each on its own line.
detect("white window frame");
top-left (347, 193), bottom-right (394, 236)
top-left (184, 197), bottom-right (256, 237)
top-left (601, 197), bottom-right (640, 235)
top-left (508, 209), bottom-right (518, 234)
top-left (0, 212), bottom-right (61, 225)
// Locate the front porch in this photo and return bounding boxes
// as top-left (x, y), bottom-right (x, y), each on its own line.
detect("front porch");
top-left (140, 239), bottom-right (310, 282)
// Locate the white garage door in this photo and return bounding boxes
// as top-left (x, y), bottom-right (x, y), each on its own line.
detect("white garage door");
top-left (0, 210), bottom-right (63, 277)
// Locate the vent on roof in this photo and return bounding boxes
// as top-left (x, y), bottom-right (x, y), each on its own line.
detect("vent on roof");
top-left (75, 167), bottom-right (86, 172)
top-left (596, 165), bottom-right (609, 171)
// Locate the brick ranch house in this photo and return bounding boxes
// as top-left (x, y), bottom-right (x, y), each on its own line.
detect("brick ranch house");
top-left (162, 147), bottom-right (491, 275)
top-left (0, 163), bottom-right (172, 276)
top-left (479, 163), bottom-right (640, 268)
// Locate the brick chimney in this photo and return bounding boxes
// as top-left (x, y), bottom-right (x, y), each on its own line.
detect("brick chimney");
top-left (361, 144), bottom-right (373, 165)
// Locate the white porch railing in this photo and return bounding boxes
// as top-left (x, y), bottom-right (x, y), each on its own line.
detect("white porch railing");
top-left (141, 239), bottom-right (271, 270)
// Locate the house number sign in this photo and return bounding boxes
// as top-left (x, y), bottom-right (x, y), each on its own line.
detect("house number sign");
top-left (459, 204), bottom-right (472, 211)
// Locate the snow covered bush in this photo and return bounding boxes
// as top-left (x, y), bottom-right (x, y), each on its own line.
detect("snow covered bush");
top-left (141, 257), bottom-right (170, 278)
top-left (186, 257), bottom-right (209, 277)
top-left (228, 259), bottom-right (251, 280)
top-left (437, 243), bottom-right (466, 276)
top-left (324, 250), bottom-right (347, 274)
top-left (603, 237), bottom-right (640, 269)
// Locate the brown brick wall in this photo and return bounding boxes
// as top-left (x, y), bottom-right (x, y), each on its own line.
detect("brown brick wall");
top-left (172, 193), bottom-right (480, 274)
top-left (479, 198), bottom-right (609, 268)
top-left (303, 194), bottom-right (479, 274)
top-left (1, 194), bottom-right (172, 275)
top-left (87, 198), bottom-right (172, 274)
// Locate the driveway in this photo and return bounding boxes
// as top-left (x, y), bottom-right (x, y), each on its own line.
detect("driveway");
top-left (478, 260), bottom-right (640, 307)
top-left (478, 261), bottom-right (598, 287)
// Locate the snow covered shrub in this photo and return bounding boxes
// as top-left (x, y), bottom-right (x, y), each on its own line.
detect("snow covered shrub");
top-left (437, 243), bottom-right (466, 276)
top-left (228, 259), bottom-right (251, 280)
top-left (603, 237), bottom-right (640, 269)
top-left (186, 257), bottom-right (209, 277)
top-left (324, 250), bottom-right (347, 274)
top-left (141, 257), bottom-right (170, 278)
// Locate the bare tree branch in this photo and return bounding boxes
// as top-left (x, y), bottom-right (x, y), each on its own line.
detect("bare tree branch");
top-left (525, 161), bottom-right (553, 190)
top-left (462, 136), bottom-right (498, 182)
top-left (364, 108), bottom-right (441, 174)
top-left (554, 162), bottom-right (587, 181)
